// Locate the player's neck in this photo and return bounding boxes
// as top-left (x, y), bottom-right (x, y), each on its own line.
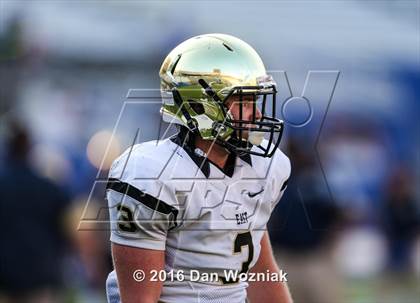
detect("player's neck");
top-left (195, 137), bottom-right (230, 169)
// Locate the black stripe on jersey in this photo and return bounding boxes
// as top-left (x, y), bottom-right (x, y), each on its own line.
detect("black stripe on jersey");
top-left (281, 177), bottom-right (289, 191)
top-left (106, 178), bottom-right (178, 229)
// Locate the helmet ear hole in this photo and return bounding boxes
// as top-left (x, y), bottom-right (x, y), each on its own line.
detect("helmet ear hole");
top-left (188, 100), bottom-right (205, 115)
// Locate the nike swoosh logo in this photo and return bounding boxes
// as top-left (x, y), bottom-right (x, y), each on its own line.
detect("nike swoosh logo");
top-left (247, 187), bottom-right (264, 198)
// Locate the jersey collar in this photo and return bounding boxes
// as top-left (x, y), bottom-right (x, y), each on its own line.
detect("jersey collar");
top-left (170, 128), bottom-right (252, 178)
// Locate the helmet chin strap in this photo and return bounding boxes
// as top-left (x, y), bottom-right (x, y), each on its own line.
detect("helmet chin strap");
top-left (247, 131), bottom-right (264, 146)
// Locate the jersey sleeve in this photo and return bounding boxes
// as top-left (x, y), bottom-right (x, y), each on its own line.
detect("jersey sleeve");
top-left (106, 147), bottom-right (178, 251)
top-left (271, 150), bottom-right (291, 209)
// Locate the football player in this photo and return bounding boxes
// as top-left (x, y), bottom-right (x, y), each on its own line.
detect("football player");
top-left (105, 34), bottom-right (292, 303)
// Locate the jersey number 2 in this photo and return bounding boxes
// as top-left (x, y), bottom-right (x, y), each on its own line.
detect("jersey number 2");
top-left (221, 231), bottom-right (254, 284)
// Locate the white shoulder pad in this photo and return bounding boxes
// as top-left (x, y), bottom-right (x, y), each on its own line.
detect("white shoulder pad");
top-left (108, 140), bottom-right (177, 203)
top-left (106, 140), bottom-right (180, 250)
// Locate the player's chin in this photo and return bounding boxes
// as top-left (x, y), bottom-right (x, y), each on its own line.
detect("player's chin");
top-left (242, 129), bottom-right (250, 139)
top-left (235, 123), bottom-right (253, 135)
top-left (233, 123), bottom-right (265, 146)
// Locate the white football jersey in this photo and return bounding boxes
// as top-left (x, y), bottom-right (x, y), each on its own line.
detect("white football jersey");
top-left (105, 132), bottom-right (290, 303)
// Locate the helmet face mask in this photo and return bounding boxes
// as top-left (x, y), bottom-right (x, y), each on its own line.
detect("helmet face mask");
top-left (203, 82), bottom-right (284, 158)
top-left (160, 33), bottom-right (284, 158)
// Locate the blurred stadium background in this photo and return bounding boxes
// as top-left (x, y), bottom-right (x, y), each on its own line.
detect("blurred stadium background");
top-left (0, 1), bottom-right (419, 302)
